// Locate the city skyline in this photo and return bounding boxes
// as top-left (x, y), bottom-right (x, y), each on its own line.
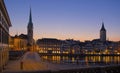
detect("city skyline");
top-left (5, 0), bottom-right (120, 41)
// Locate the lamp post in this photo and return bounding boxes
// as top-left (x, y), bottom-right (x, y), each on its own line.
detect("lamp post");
top-left (20, 60), bottom-right (23, 70)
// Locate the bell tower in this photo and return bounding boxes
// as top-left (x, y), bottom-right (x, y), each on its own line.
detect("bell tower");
top-left (27, 8), bottom-right (33, 51)
top-left (100, 22), bottom-right (106, 42)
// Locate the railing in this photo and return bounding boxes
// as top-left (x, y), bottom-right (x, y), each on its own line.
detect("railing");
top-left (4, 65), bottom-right (120, 73)
top-left (39, 53), bottom-right (120, 57)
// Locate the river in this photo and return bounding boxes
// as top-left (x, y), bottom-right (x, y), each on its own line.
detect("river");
top-left (41, 56), bottom-right (120, 66)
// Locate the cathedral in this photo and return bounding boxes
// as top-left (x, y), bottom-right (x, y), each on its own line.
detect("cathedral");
top-left (100, 22), bottom-right (106, 42)
top-left (27, 8), bottom-right (34, 51)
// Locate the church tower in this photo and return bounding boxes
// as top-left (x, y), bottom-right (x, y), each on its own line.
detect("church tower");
top-left (100, 22), bottom-right (106, 42)
top-left (27, 8), bottom-right (33, 50)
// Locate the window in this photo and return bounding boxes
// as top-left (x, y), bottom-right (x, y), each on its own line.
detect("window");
top-left (0, 11), bottom-right (1, 22)
top-left (3, 31), bottom-right (8, 44)
top-left (0, 28), bottom-right (1, 43)
top-left (1, 17), bottom-right (3, 24)
top-left (2, 30), bottom-right (4, 43)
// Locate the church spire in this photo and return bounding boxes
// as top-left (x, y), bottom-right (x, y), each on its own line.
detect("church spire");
top-left (27, 7), bottom-right (34, 51)
top-left (29, 7), bottom-right (33, 24)
top-left (100, 22), bottom-right (106, 31)
top-left (100, 22), bottom-right (106, 42)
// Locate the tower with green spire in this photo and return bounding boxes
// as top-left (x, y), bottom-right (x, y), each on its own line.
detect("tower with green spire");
top-left (27, 8), bottom-right (33, 50)
top-left (100, 22), bottom-right (106, 42)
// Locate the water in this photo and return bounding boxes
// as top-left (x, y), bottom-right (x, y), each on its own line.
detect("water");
top-left (41, 56), bottom-right (120, 66)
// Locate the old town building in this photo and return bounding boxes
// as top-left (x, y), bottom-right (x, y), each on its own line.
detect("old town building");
top-left (9, 34), bottom-right (28, 51)
top-left (37, 38), bottom-right (62, 54)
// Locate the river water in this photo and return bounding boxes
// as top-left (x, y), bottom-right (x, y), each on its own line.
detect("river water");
top-left (41, 56), bottom-right (120, 65)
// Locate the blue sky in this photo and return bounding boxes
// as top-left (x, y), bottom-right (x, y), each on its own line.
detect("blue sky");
top-left (5, 0), bottom-right (120, 41)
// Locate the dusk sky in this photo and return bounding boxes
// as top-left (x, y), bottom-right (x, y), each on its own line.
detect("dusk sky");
top-left (4, 0), bottom-right (120, 41)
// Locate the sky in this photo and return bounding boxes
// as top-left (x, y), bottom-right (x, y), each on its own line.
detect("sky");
top-left (4, 0), bottom-right (120, 41)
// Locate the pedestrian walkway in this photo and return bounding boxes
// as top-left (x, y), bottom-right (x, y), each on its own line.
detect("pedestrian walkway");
top-left (3, 52), bottom-right (119, 73)
top-left (3, 52), bottom-right (51, 72)
top-left (3, 52), bottom-right (78, 72)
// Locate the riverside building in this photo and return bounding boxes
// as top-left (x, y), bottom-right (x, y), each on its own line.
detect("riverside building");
top-left (0, 0), bottom-right (12, 72)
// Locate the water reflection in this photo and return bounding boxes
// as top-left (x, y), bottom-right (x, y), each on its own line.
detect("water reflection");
top-left (41, 56), bottom-right (120, 65)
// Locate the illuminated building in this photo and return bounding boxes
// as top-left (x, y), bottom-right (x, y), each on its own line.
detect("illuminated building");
top-left (118, 41), bottom-right (120, 52)
top-left (61, 39), bottom-right (81, 54)
top-left (9, 34), bottom-right (28, 51)
top-left (0, 0), bottom-right (12, 71)
top-left (37, 38), bottom-right (81, 54)
top-left (37, 38), bottom-right (62, 54)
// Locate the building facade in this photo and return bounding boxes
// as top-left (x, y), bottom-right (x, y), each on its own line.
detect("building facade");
top-left (60, 39), bottom-right (81, 54)
top-left (0, 0), bottom-right (12, 72)
top-left (37, 38), bottom-right (62, 54)
top-left (37, 38), bottom-right (81, 54)
top-left (100, 22), bottom-right (106, 42)
top-left (27, 8), bottom-right (33, 51)
top-left (9, 34), bottom-right (28, 51)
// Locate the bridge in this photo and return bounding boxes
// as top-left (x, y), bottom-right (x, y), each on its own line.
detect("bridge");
top-left (3, 52), bottom-right (120, 73)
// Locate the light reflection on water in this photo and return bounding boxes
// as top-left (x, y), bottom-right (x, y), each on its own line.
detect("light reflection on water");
top-left (41, 56), bottom-right (120, 65)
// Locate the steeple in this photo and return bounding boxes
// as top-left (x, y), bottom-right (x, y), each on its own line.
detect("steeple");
top-left (28, 7), bottom-right (33, 27)
top-left (100, 22), bottom-right (106, 42)
top-left (100, 22), bottom-right (106, 31)
top-left (27, 7), bottom-right (33, 51)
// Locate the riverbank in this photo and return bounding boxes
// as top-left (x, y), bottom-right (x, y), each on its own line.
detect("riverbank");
top-left (3, 52), bottom-right (120, 73)
top-left (39, 53), bottom-right (120, 56)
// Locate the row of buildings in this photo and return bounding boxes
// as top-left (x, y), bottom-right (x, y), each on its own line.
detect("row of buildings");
top-left (0, 0), bottom-right (12, 72)
top-left (36, 39), bottom-right (120, 55)
top-left (2, 0), bottom-right (119, 72)
top-left (8, 8), bottom-right (120, 55)
top-left (36, 23), bottom-right (120, 55)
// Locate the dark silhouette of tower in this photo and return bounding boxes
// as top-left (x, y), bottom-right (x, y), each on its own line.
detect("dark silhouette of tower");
top-left (27, 8), bottom-right (33, 50)
top-left (100, 22), bottom-right (106, 42)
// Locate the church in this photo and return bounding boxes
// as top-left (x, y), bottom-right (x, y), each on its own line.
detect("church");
top-left (9, 8), bottom-right (35, 51)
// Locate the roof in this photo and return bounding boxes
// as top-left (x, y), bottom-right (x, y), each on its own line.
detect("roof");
top-left (19, 34), bottom-right (28, 39)
top-left (100, 22), bottom-right (106, 31)
top-left (12, 34), bottom-right (28, 39)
